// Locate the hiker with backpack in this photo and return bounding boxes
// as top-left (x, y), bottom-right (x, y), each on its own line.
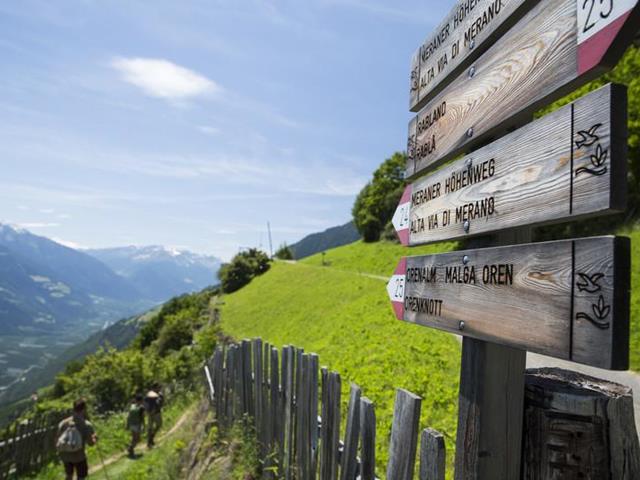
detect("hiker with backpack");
top-left (56, 398), bottom-right (97, 480)
top-left (126, 393), bottom-right (145, 457)
top-left (143, 384), bottom-right (164, 448)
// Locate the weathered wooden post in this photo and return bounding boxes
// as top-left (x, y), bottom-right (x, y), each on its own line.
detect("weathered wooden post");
top-left (523, 368), bottom-right (640, 479)
top-left (390, 0), bottom-right (640, 477)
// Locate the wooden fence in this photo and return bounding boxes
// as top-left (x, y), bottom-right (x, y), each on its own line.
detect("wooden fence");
top-left (0, 412), bottom-right (64, 479)
top-left (204, 338), bottom-right (447, 480)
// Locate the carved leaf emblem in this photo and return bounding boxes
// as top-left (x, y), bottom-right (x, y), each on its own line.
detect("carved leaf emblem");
top-left (576, 144), bottom-right (608, 177)
top-left (591, 144), bottom-right (608, 168)
top-left (576, 294), bottom-right (611, 330)
top-left (592, 295), bottom-right (611, 320)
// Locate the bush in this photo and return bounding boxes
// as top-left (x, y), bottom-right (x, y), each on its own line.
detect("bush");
top-left (381, 221), bottom-right (400, 243)
top-left (69, 347), bottom-right (154, 411)
top-left (135, 292), bottom-right (213, 350)
top-left (156, 310), bottom-right (195, 355)
top-left (275, 243), bottom-right (294, 260)
top-left (352, 152), bottom-right (406, 242)
top-left (43, 288), bottom-right (219, 416)
top-left (219, 249), bottom-right (271, 293)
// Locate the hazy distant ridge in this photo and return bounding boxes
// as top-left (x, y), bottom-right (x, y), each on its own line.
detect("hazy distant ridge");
top-left (86, 245), bottom-right (221, 302)
top-left (290, 221), bottom-right (360, 259)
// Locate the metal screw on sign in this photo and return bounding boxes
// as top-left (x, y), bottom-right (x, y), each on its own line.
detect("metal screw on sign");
top-left (458, 321), bottom-right (465, 331)
top-left (465, 158), bottom-right (473, 170)
top-left (463, 220), bottom-right (470, 233)
top-left (469, 39), bottom-right (475, 50)
top-left (466, 127), bottom-right (474, 138)
top-left (462, 255), bottom-right (469, 265)
top-left (468, 65), bottom-right (476, 78)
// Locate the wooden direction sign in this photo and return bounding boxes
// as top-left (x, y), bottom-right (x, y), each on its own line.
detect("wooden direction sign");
top-left (387, 236), bottom-right (630, 370)
top-left (406, 0), bottom-right (640, 178)
top-left (394, 83), bottom-right (627, 245)
top-left (409, 0), bottom-right (535, 111)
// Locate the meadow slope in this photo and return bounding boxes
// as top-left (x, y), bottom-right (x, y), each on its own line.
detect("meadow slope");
top-left (220, 229), bottom-right (640, 476)
top-left (220, 240), bottom-right (462, 474)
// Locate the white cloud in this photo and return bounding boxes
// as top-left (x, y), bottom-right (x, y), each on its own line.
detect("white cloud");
top-left (197, 125), bottom-right (221, 136)
top-left (110, 57), bottom-right (221, 101)
top-left (18, 222), bottom-right (60, 229)
top-left (40, 208), bottom-right (55, 214)
top-left (51, 237), bottom-right (86, 250)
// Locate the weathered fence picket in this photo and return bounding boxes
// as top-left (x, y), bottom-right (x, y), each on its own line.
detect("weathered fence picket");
top-left (308, 354), bottom-right (320, 479)
top-left (205, 338), bottom-right (447, 480)
top-left (419, 428), bottom-right (445, 480)
top-left (359, 396), bottom-right (376, 480)
top-left (340, 384), bottom-right (361, 480)
top-left (270, 346), bottom-right (280, 477)
top-left (386, 389), bottom-right (422, 480)
top-left (320, 371), bottom-right (341, 480)
top-left (0, 412), bottom-right (65, 479)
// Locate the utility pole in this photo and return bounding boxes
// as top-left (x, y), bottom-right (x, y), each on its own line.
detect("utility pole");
top-left (267, 221), bottom-right (273, 258)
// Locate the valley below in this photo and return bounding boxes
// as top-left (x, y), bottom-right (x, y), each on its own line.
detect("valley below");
top-left (0, 224), bottom-right (220, 411)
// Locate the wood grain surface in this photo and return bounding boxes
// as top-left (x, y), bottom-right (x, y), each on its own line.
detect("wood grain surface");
top-left (391, 235), bottom-right (630, 369)
top-left (359, 397), bottom-right (376, 480)
top-left (523, 368), bottom-right (640, 479)
top-left (386, 389), bottom-right (422, 480)
top-left (454, 338), bottom-right (526, 480)
top-left (419, 428), bottom-right (446, 480)
top-left (340, 384), bottom-right (361, 480)
top-left (406, 0), bottom-right (640, 178)
top-left (398, 84), bottom-right (627, 245)
top-left (409, 0), bottom-right (535, 111)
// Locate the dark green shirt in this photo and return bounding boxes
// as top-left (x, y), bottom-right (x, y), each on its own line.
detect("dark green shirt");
top-left (127, 403), bottom-right (145, 428)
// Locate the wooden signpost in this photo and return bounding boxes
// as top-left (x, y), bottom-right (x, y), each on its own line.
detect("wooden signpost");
top-left (409, 0), bottom-right (535, 110)
top-left (394, 83), bottom-right (627, 245)
top-left (406, 0), bottom-right (640, 178)
top-left (387, 236), bottom-right (630, 369)
top-left (393, 0), bottom-right (639, 477)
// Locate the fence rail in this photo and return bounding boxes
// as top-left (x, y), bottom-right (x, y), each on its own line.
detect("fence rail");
top-left (204, 338), bottom-right (447, 479)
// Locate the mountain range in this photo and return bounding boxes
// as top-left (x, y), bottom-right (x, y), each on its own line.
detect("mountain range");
top-left (86, 245), bottom-right (221, 302)
top-left (0, 224), bottom-right (220, 394)
top-left (289, 221), bottom-right (360, 259)
top-left (0, 219), bottom-right (356, 410)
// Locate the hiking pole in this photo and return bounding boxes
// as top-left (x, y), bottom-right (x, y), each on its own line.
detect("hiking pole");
top-left (95, 441), bottom-right (111, 480)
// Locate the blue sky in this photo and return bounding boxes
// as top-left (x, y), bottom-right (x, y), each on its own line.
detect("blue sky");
top-left (0, 0), bottom-right (447, 260)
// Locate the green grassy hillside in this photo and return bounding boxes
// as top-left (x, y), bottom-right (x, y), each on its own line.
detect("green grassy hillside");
top-left (220, 240), bottom-right (461, 474)
top-left (300, 239), bottom-right (458, 276)
top-left (220, 228), bottom-right (640, 476)
top-left (302, 230), bottom-right (640, 370)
